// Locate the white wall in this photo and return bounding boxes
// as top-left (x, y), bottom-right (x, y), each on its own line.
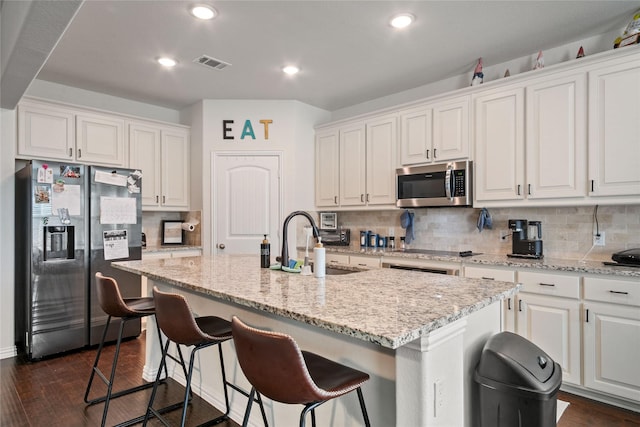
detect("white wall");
top-left (1, 108), bottom-right (17, 358)
top-left (183, 99), bottom-right (330, 255)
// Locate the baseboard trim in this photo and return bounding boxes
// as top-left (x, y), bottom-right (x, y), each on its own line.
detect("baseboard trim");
top-left (561, 383), bottom-right (640, 413)
top-left (0, 345), bottom-right (17, 360)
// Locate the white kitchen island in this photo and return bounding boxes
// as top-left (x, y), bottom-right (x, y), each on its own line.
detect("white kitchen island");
top-left (114, 255), bottom-right (519, 427)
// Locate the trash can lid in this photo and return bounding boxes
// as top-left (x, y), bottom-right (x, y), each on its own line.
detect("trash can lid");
top-left (475, 331), bottom-right (559, 392)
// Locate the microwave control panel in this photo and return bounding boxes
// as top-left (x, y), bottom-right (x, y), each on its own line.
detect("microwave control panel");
top-left (453, 170), bottom-right (466, 196)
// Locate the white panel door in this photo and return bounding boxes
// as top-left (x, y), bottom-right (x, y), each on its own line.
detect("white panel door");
top-left (588, 58), bottom-right (640, 197)
top-left (366, 115), bottom-right (397, 205)
top-left (473, 87), bottom-right (525, 202)
top-left (315, 128), bottom-right (340, 207)
top-left (76, 112), bottom-right (125, 166)
top-left (161, 128), bottom-right (189, 208)
top-left (517, 293), bottom-right (582, 385)
top-left (400, 106), bottom-right (432, 165)
top-left (526, 72), bottom-right (587, 199)
top-left (432, 95), bottom-right (469, 161)
top-left (214, 153), bottom-right (281, 255)
top-left (339, 123), bottom-right (366, 206)
top-left (17, 101), bottom-right (75, 160)
top-left (129, 123), bottom-right (161, 208)
top-left (584, 302), bottom-right (640, 401)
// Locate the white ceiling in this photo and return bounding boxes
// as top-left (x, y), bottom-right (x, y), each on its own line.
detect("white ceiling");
top-left (35, 1), bottom-right (640, 112)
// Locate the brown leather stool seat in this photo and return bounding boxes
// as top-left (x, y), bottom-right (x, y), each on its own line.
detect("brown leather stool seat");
top-left (232, 316), bottom-right (371, 427)
top-left (143, 286), bottom-right (245, 427)
top-left (84, 272), bottom-right (168, 427)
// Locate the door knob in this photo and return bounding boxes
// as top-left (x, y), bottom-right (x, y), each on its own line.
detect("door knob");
top-left (218, 243), bottom-right (225, 250)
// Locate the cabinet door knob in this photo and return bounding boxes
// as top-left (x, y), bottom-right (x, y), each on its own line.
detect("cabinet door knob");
top-left (218, 243), bottom-right (225, 250)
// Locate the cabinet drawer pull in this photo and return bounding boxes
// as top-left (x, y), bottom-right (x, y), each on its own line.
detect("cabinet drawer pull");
top-left (539, 283), bottom-right (556, 287)
top-left (329, 260), bottom-right (339, 264)
top-left (609, 290), bottom-right (629, 295)
top-left (481, 276), bottom-right (495, 280)
top-left (357, 263), bottom-right (367, 266)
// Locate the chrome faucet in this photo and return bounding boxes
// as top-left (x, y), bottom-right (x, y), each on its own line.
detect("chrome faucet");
top-left (280, 211), bottom-right (319, 269)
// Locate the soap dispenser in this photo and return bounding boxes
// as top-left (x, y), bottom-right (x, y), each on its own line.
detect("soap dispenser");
top-left (260, 234), bottom-right (270, 268)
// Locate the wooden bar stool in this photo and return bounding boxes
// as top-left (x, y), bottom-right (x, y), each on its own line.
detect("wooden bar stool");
top-left (143, 286), bottom-right (244, 427)
top-left (231, 316), bottom-right (371, 427)
top-left (84, 272), bottom-right (170, 427)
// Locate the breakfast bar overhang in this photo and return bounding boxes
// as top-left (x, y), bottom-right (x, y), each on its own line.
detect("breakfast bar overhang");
top-left (113, 255), bottom-right (519, 427)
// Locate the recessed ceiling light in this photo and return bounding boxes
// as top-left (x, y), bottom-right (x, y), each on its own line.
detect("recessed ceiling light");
top-left (282, 65), bottom-right (300, 75)
top-left (390, 13), bottom-right (415, 29)
top-left (190, 4), bottom-right (216, 20)
top-left (157, 57), bottom-right (177, 67)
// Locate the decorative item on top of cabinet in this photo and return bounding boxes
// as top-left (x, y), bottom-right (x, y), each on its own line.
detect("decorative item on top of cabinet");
top-left (129, 121), bottom-right (190, 210)
top-left (18, 98), bottom-right (126, 166)
top-left (588, 57), bottom-right (640, 199)
top-left (399, 95), bottom-right (469, 166)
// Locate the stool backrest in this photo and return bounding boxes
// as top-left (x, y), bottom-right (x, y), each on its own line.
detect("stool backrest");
top-left (95, 272), bottom-right (137, 318)
top-left (152, 286), bottom-right (211, 346)
top-left (231, 316), bottom-right (325, 404)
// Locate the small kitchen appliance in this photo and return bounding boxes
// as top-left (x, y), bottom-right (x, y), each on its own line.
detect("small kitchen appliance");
top-left (604, 248), bottom-right (640, 267)
top-left (318, 212), bottom-right (350, 246)
top-left (508, 219), bottom-right (543, 259)
top-left (396, 160), bottom-right (473, 208)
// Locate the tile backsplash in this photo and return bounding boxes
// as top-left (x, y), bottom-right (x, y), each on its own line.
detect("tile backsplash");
top-left (332, 205), bottom-right (640, 261)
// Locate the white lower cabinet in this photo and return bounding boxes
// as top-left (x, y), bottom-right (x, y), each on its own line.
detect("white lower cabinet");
top-left (463, 265), bottom-right (516, 332)
top-left (583, 277), bottom-right (640, 402)
top-left (517, 293), bottom-right (582, 386)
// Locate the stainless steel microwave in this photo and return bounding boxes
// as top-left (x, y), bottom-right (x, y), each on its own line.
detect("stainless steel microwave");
top-left (396, 161), bottom-right (473, 208)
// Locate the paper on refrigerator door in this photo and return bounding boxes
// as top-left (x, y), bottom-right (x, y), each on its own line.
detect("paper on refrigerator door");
top-left (100, 196), bottom-right (137, 224)
top-left (95, 170), bottom-right (128, 187)
top-left (103, 229), bottom-right (129, 260)
top-left (51, 184), bottom-right (81, 216)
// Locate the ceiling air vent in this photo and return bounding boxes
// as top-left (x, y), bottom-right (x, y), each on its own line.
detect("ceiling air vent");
top-left (193, 55), bottom-right (231, 70)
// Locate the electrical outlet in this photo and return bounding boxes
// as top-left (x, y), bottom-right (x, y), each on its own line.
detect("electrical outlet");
top-left (593, 231), bottom-right (606, 246)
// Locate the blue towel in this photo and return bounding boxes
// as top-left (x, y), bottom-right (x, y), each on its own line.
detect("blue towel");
top-left (477, 208), bottom-right (493, 232)
top-left (400, 209), bottom-right (415, 244)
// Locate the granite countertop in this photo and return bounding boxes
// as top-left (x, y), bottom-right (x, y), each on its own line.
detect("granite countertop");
top-left (142, 245), bottom-right (202, 253)
top-left (113, 254), bottom-right (519, 349)
top-left (324, 247), bottom-right (640, 278)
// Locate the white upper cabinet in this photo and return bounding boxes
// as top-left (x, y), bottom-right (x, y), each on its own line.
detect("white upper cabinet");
top-left (365, 115), bottom-right (397, 205)
top-left (526, 72), bottom-right (587, 199)
top-left (588, 57), bottom-right (640, 198)
top-left (18, 99), bottom-right (126, 166)
top-left (129, 122), bottom-right (190, 210)
top-left (76, 112), bottom-right (126, 166)
top-left (339, 122), bottom-right (367, 206)
top-left (400, 106), bottom-right (431, 165)
top-left (315, 128), bottom-right (340, 207)
top-left (128, 122), bottom-right (162, 207)
top-left (18, 100), bottom-right (76, 161)
top-left (432, 96), bottom-right (470, 161)
top-left (399, 95), bottom-right (469, 166)
top-left (473, 86), bottom-right (525, 202)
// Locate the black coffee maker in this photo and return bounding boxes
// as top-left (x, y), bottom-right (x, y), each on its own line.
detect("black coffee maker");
top-left (508, 219), bottom-right (543, 259)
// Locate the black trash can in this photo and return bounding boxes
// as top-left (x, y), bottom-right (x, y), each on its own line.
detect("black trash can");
top-left (474, 331), bottom-right (562, 427)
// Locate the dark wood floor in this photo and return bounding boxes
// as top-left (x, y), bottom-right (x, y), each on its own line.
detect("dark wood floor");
top-left (1, 331), bottom-right (639, 426)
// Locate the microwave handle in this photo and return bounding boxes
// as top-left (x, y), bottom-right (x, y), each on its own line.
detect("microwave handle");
top-left (445, 165), bottom-right (453, 200)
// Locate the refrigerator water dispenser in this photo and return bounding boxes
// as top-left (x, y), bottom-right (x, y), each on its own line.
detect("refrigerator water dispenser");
top-left (44, 226), bottom-right (75, 260)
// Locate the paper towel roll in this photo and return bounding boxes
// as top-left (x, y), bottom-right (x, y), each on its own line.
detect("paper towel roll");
top-left (182, 222), bottom-right (197, 232)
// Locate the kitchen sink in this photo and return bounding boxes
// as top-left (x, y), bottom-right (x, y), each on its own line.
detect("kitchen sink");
top-left (325, 267), bottom-right (361, 275)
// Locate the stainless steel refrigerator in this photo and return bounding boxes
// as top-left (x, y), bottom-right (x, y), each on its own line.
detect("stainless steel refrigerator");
top-left (15, 160), bottom-right (143, 360)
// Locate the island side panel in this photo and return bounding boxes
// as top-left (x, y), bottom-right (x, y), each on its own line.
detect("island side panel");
top-left (144, 278), bottom-right (397, 427)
